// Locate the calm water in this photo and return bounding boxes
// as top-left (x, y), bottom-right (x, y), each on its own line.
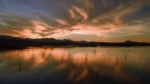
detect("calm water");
top-left (0, 47), bottom-right (150, 84)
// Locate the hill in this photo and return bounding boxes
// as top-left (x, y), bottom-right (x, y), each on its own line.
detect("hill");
top-left (0, 35), bottom-right (150, 50)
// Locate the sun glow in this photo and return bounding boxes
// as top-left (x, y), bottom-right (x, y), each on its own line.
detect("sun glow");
top-left (0, 0), bottom-right (149, 42)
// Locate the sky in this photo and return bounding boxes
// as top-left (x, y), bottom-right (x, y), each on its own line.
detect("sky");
top-left (0, 0), bottom-right (150, 42)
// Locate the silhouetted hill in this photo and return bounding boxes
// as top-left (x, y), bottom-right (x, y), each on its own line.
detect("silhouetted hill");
top-left (0, 35), bottom-right (150, 50)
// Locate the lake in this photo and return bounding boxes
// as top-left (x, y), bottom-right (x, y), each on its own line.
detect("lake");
top-left (0, 47), bottom-right (150, 84)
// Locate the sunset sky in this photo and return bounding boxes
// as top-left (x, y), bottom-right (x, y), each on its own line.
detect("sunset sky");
top-left (0, 0), bottom-right (149, 42)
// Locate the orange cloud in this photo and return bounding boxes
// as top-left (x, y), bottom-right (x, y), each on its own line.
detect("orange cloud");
top-left (1, 0), bottom-right (149, 42)
top-left (55, 19), bottom-right (69, 26)
top-left (12, 29), bottom-right (42, 38)
top-left (68, 5), bottom-right (88, 20)
top-left (31, 21), bottom-right (48, 31)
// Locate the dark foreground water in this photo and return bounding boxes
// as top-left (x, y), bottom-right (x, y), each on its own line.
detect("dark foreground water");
top-left (0, 47), bottom-right (150, 84)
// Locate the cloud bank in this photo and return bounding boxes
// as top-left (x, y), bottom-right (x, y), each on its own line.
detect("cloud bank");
top-left (0, 0), bottom-right (149, 42)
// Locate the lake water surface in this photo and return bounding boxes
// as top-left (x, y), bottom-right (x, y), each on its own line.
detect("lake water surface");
top-left (0, 47), bottom-right (150, 84)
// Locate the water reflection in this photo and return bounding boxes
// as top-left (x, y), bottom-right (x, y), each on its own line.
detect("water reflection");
top-left (0, 47), bottom-right (150, 84)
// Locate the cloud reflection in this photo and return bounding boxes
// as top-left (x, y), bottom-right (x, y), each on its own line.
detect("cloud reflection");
top-left (0, 47), bottom-right (149, 83)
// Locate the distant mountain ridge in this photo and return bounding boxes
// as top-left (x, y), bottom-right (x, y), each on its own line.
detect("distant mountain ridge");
top-left (0, 35), bottom-right (150, 50)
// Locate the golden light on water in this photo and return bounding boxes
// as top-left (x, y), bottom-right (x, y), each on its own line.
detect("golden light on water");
top-left (0, 47), bottom-right (150, 83)
top-left (2, 48), bottom-right (118, 67)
